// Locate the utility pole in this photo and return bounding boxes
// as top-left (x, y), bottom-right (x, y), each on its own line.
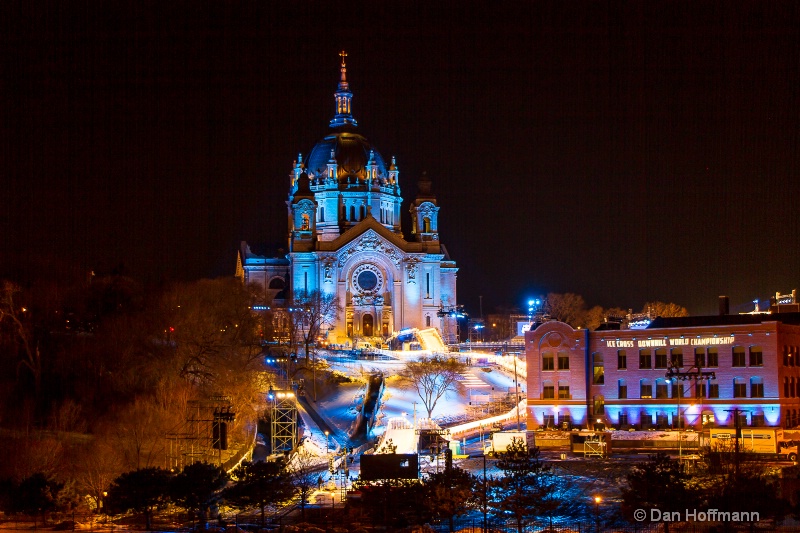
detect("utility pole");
top-left (725, 407), bottom-right (746, 475)
top-left (513, 353), bottom-right (521, 430)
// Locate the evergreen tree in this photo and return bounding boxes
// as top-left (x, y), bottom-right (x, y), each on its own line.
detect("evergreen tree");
top-left (105, 467), bottom-right (173, 530)
top-left (489, 439), bottom-right (557, 533)
top-left (423, 465), bottom-right (479, 532)
top-left (170, 462), bottom-right (229, 529)
top-left (224, 459), bottom-right (295, 527)
top-left (622, 453), bottom-right (695, 528)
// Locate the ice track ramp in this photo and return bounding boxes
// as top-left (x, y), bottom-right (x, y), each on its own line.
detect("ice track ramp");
top-left (417, 328), bottom-right (445, 352)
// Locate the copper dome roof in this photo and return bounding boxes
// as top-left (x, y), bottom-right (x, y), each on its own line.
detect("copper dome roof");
top-left (305, 130), bottom-right (388, 183)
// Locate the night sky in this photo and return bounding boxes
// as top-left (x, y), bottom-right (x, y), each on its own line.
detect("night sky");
top-left (3, 1), bottom-right (799, 317)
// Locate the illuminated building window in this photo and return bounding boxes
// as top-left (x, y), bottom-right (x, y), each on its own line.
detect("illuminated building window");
top-left (656, 380), bottom-right (668, 399)
top-left (617, 350), bottom-right (627, 370)
top-left (593, 395), bottom-right (605, 415)
top-left (750, 377), bottom-right (764, 398)
top-left (709, 382), bottom-right (719, 398)
top-left (542, 352), bottom-right (554, 371)
top-left (543, 414), bottom-right (555, 427)
top-left (560, 413), bottom-right (571, 428)
top-left (543, 384), bottom-right (554, 399)
top-left (732, 346), bottom-right (746, 367)
top-left (640, 380), bottom-right (652, 399)
top-left (733, 378), bottom-right (747, 398)
top-left (655, 348), bottom-right (668, 369)
top-left (695, 347), bottom-right (706, 367)
top-left (558, 384), bottom-right (570, 399)
top-left (639, 350), bottom-right (652, 369)
top-left (592, 353), bottom-right (604, 384)
top-left (618, 379), bottom-right (627, 399)
top-left (557, 352), bottom-right (570, 370)
top-left (671, 348), bottom-right (683, 367)
top-left (707, 348), bottom-right (719, 367)
top-left (749, 346), bottom-right (763, 367)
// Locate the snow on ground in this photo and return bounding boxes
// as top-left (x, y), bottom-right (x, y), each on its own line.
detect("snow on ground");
top-left (306, 350), bottom-right (523, 450)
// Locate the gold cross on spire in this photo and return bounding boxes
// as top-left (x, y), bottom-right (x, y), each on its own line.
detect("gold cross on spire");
top-left (339, 50), bottom-right (347, 67)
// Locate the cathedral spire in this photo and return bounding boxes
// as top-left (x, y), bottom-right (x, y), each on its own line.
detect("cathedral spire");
top-left (330, 50), bottom-right (358, 128)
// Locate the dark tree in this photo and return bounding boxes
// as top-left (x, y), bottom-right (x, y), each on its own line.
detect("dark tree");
top-left (622, 453), bottom-right (696, 528)
top-left (423, 465), bottom-right (479, 532)
top-left (224, 460), bottom-right (296, 526)
top-left (12, 473), bottom-right (69, 525)
top-left (105, 467), bottom-right (173, 530)
top-left (170, 462), bottom-right (229, 529)
top-left (489, 439), bottom-right (559, 533)
top-left (350, 477), bottom-right (427, 529)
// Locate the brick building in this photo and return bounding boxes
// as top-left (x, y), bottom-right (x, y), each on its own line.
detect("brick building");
top-left (525, 312), bottom-right (800, 430)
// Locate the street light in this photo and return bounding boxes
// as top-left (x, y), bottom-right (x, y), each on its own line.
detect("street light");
top-left (325, 430), bottom-right (330, 453)
top-left (593, 496), bottom-right (602, 532)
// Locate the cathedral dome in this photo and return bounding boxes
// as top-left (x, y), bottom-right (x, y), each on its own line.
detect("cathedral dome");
top-left (306, 131), bottom-right (388, 182)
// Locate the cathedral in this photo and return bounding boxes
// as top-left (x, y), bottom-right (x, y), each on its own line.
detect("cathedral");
top-left (237, 53), bottom-right (459, 346)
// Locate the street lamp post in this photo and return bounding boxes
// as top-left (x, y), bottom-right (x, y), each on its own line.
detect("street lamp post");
top-left (325, 430), bottom-right (329, 454)
top-left (513, 353), bottom-right (521, 430)
top-left (593, 496), bottom-right (602, 532)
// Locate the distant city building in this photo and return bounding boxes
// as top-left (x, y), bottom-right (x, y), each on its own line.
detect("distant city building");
top-left (237, 53), bottom-right (459, 344)
top-left (525, 299), bottom-right (800, 430)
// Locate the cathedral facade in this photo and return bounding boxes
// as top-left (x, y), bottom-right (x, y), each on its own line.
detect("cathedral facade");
top-left (237, 54), bottom-right (458, 346)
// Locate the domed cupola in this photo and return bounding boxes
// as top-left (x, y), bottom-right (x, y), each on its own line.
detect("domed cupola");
top-left (304, 51), bottom-right (390, 188)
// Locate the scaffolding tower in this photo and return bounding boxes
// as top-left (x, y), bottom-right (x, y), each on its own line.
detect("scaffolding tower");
top-left (166, 396), bottom-right (235, 470)
top-left (270, 383), bottom-right (298, 453)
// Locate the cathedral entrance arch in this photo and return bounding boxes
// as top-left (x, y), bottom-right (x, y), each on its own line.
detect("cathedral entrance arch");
top-left (363, 314), bottom-right (374, 337)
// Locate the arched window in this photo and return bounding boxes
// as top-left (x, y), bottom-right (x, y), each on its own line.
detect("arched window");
top-left (425, 316), bottom-right (431, 327)
top-left (618, 379), bottom-right (627, 399)
top-left (655, 379), bottom-right (669, 399)
top-left (592, 353), bottom-right (604, 384)
top-left (349, 205), bottom-right (356, 221)
top-left (750, 377), bottom-right (764, 398)
top-left (733, 377), bottom-right (747, 398)
top-left (360, 204), bottom-right (366, 219)
top-left (301, 213), bottom-right (310, 230)
top-left (423, 217), bottom-right (431, 233)
top-left (732, 346), bottom-right (746, 367)
top-left (319, 206), bottom-right (325, 222)
top-left (670, 348), bottom-right (683, 367)
top-left (268, 278), bottom-right (285, 289)
top-left (694, 347), bottom-right (706, 367)
top-left (655, 348), bottom-right (668, 369)
top-left (749, 345), bottom-right (763, 366)
top-left (640, 379), bottom-right (652, 399)
top-left (542, 351), bottom-right (554, 371)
